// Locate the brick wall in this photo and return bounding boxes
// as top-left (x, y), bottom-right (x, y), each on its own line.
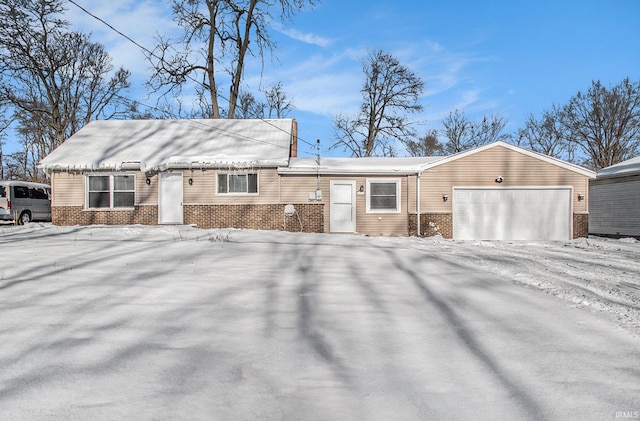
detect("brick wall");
top-left (53, 204), bottom-right (324, 233)
top-left (184, 203), bottom-right (324, 233)
top-left (409, 213), bottom-right (453, 238)
top-left (52, 206), bottom-right (158, 226)
top-left (573, 213), bottom-right (589, 239)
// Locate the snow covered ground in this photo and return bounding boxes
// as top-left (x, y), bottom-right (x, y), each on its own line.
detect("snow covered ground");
top-left (1, 223), bottom-right (639, 420)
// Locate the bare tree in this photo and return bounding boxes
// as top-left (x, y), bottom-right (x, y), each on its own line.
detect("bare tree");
top-left (264, 82), bottom-right (294, 118)
top-left (148, 0), bottom-right (315, 119)
top-left (517, 108), bottom-right (576, 162)
top-left (403, 130), bottom-right (444, 157)
top-left (331, 50), bottom-right (424, 157)
top-left (441, 109), bottom-right (508, 154)
top-left (559, 78), bottom-right (640, 170)
top-left (441, 109), bottom-right (470, 154)
top-left (234, 83), bottom-right (292, 119)
top-left (237, 91), bottom-right (265, 118)
top-left (0, 110), bottom-right (8, 179)
top-left (0, 0), bottom-right (130, 178)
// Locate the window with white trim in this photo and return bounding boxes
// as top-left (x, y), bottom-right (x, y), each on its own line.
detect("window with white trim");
top-left (366, 178), bottom-right (401, 213)
top-left (87, 174), bottom-right (135, 208)
top-left (217, 173), bottom-right (258, 194)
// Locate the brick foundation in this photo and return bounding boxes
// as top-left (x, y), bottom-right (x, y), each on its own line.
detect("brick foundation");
top-left (410, 212), bottom-right (588, 239)
top-left (53, 204), bottom-right (324, 233)
top-left (409, 213), bottom-right (453, 238)
top-left (52, 206), bottom-right (158, 226)
top-left (183, 203), bottom-right (324, 233)
top-left (573, 213), bottom-right (589, 239)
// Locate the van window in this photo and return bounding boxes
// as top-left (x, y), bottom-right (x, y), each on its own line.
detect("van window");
top-left (30, 188), bottom-right (49, 200)
top-left (0, 186), bottom-right (5, 197)
top-left (14, 186), bottom-right (29, 199)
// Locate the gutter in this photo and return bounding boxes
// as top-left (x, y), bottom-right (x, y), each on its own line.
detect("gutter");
top-left (416, 172), bottom-right (421, 237)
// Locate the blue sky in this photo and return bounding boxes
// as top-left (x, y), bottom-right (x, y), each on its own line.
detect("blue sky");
top-left (6, 0), bottom-right (640, 159)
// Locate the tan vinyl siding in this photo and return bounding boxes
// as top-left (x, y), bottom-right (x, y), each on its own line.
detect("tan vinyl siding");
top-left (589, 175), bottom-right (640, 236)
top-left (280, 174), bottom-right (321, 203)
top-left (280, 174), bottom-right (330, 232)
top-left (281, 174), bottom-right (411, 236)
top-left (358, 176), bottom-right (408, 236)
top-left (52, 171), bottom-right (153, 207)
top-left (283, 175), bottom-right (405, 236)
top-left (183, 167), bottom-right (280, 205)
top-left (137, 172), bottom-right (157, 205)
top-left (419, 146), bottom-right (589, 213)
top-left (51, 172), bottom-right (85, 206)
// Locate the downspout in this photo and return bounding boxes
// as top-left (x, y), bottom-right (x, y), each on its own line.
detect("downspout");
top-left (416, 172), bottom-right (421, 237)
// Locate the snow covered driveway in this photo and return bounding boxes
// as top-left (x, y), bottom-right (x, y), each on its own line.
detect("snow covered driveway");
top-left (1, 224), bottom-right (639, 420)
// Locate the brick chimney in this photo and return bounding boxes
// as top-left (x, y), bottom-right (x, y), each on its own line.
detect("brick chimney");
top-left (290, 119), bottom-right (298, 158)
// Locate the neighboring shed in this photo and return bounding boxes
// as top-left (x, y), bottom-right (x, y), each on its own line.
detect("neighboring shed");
top-left (38, 118), bottom-right (323, 232)
top-left (589, 156), bottom-right (640, 238)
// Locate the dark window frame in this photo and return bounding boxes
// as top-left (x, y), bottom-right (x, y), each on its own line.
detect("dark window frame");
top-left (217, 172), bottom-right (259, 195)
top-left (87, 174), bottom-right (136, 209)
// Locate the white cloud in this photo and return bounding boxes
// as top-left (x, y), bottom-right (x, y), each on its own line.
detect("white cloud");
top-left (272, 23), bottom-right (333, 48)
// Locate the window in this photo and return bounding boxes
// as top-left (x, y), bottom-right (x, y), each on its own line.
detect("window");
top-left (217, 173), bottom-right (258, 194)
top-left (14, 186), bottom-right (29, 199)
top-left (30, 187), bottom-right (49, 200)
top-left (87, 174), bottom-right (135, 208)
top-left (366, 179), bottom-right (401, 213)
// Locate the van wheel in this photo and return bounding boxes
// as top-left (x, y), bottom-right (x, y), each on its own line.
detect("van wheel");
top-left (18, 211), bottom-right (31, 225)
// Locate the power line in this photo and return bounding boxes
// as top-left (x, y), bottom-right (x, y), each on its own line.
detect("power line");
top-left (67, 0), bottom-right (155, 59)
top-left (67, 0), bottom-right (319, 150)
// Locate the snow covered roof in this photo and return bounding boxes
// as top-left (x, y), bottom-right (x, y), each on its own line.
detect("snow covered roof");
top-left (596, 156), bottom-right (640, 179)
top-left (279, 142), bottom-right (595, 177)
top-left (38, 119), bottom-right (295, 173)
top-left (279, 156), bottom-right (444, 175)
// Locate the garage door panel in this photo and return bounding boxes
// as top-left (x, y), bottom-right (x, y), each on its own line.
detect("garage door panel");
top-left (453, 188), bottom-right (571, 241)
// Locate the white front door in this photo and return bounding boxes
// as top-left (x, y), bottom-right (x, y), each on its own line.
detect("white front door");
top-left (159, 172), bottom-right (183, 224)
top-left (453, 187), bottom-right (572, 240)
top-left (330, 180), bottom-right (356, 233)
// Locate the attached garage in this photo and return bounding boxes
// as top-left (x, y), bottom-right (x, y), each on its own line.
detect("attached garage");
top-left (418, 141), bottom-right (595, 240)
top-left (452, 187), bottom-right (573, 240)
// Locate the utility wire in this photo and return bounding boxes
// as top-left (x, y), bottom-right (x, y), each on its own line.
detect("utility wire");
top-left (67, 0), bottom-right (318, 150)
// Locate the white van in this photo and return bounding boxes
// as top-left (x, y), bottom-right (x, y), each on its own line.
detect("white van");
top-left (0, 180), bottom-right (52, 225)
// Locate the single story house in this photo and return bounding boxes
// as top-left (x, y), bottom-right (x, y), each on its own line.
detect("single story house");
top-left (37, 118), bottom-right (319, 232)
top-left (39, 119), bottom-right (595, 240)
top-left (589, 156), bottom-right (640, 238)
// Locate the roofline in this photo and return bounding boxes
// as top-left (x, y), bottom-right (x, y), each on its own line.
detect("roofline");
top-left (595, 169), bottom-right (640, 179)
top-left (278, 167), bottom-right (421, 176)
top-left (40, 160), bottom-right (285, 174)
top-left (419, 141), bottom-right (596, 178)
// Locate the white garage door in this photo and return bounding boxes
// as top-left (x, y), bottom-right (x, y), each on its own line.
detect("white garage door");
top-left (453, 187), bottom-right (572, 241)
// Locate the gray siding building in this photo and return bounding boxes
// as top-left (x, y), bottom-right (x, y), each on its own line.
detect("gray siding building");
top-left (589, 156), bottom-right (640, 238)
